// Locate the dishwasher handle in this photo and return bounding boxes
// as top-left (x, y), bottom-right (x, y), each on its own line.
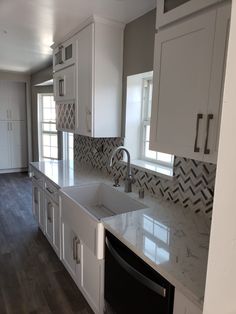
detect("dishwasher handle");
top-left (106, 237), bottom-right (167, 298)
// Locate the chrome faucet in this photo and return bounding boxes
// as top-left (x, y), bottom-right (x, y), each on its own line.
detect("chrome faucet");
top-left (109, 146), bottom-right (135, 193)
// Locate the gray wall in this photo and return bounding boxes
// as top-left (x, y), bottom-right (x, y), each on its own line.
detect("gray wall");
top-left (122, 9), bottom-right (156, 135)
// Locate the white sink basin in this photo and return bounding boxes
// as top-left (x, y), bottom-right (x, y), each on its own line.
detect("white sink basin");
top-left (60, 182), bottom-right (147, 259)
top-left (61, 182), bottom-right (145, 220)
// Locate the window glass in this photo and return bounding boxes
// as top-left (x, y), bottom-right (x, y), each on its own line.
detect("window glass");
top-left (38, 94), bottom-right (58, 160)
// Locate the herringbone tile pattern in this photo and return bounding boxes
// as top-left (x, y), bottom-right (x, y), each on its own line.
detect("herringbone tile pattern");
top-left (74, 135), bottom-right (216, 217)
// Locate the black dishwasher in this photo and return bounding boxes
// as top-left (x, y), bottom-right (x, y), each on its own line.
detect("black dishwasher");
top-left (105, 231), bottom-right (174, 314)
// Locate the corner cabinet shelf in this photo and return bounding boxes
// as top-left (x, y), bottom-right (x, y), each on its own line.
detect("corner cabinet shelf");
top-left (150, 1), bottom-right (231, 164)
top-left (52, 16), bottom-right (124, 137)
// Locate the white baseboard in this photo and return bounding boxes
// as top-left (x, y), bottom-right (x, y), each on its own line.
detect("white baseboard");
top-left (0, 167), bottom-right (28, 174)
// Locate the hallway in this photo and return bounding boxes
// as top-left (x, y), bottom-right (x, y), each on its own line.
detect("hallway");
top-left (0, 173), bottom-right (93, 314)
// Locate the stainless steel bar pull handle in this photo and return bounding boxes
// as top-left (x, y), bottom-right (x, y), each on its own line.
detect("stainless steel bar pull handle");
top-left (204, 114), bottom-right (214, 155)
top-left (47, 202), bottom-right (52, 223)
top-left (59, 79), bottom-right (64, 96)
top-left (75, 238), bottom-right (80, 264)
top-left (194, 114), bottom-right (203, 153)
top-left (73, 236), bottom-right (78, 260)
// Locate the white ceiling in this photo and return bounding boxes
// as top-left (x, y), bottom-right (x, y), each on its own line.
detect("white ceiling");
top-left (0, 0), bottom-right (156, 74)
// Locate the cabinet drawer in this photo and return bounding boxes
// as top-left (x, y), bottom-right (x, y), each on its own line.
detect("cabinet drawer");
top-left (45, 179), bottom-right (59, 205)
top-left (31, 168), bottom-right (44, 188)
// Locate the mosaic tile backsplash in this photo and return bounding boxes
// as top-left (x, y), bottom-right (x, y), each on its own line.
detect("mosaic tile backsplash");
top-left (74, 135), bottom-right (216, 218)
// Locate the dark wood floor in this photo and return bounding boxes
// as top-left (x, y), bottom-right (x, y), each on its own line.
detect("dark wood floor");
top-left (0, 173), bottom-right (93, 314)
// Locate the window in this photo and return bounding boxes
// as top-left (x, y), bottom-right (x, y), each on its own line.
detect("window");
top-left (141, 78), bottom-right (174, 167)
top-left (38, 94), bottom-right (58, 160)
top-left (125, 72), bottom-right (174, 177)
top-left (63, 132), bottom-right (74, 160)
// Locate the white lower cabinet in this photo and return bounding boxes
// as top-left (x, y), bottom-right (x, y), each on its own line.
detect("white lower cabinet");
top-left (61, 201), bottom-right (104, 314)
top-left (61, 219), bottom-right (81, 284)
top-left (174, 289), bottom-right (202, 314)
top-left (44, 194), bottom-right (60, 257)
top-left (81, 242), bottom-right (104, 314)
top-left (32, 180), bottom-right (45, 231)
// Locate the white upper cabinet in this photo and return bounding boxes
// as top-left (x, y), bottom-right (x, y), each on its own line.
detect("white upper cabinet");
top-left (53, 16), bottom-right (124, 137)
top-left (156, 0), bottom-right (222, 28)
top-left (150, 2), bottom-right (231, 164)
top-left (53, 37), bottom-right (75, 72)
top-left (54, 65), bottom-right (75, 103)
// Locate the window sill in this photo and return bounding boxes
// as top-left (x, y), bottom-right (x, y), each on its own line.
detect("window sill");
top-left (120, 159), bottom-right (174, 181)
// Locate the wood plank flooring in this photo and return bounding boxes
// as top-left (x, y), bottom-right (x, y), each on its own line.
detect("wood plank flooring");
top-left (0, 173), bottom-right (93, 314)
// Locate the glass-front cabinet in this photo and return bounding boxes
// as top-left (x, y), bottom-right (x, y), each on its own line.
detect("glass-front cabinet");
top-left (156, 0), bottom-right (222, 28)
top-left (53, 37), bottom-right (75, 72)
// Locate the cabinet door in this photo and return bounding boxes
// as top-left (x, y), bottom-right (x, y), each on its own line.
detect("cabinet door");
top-left (61, 219), bottom-right (81, 284)
top-left (0, 121), bottom-right (11, 169)
top-left (45, 196), bottom-right (54, 244)
top-left (10, 121), bottom-right (27, 168)
top-left (173, 289), bottom-right (202, 314)
top-left (38, 187), bottom-right (45, 232)
top-left (76, 23), bottom-right (94, 137)
top-left (156, 0), bottom-right (221, 28)
top-left (32, 184), bottom-right (40, 224)
top-left (203, 2), bottom-right (231, 163)
top-left (150, 9), bottom-right (216, 161)
top-left (53, 65), bottom-right (75, 102)
top-left (0, 81), bottom-right (10, 120)
top-left (8, 82), bottom-right (26, 121)
top-left (81, 242), bottom-right (103, 314)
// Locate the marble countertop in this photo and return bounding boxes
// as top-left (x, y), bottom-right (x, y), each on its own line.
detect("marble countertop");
top-left (30, 160), bottom-right (110, 188)
top-left (30, 160), bottom-right (210, 310)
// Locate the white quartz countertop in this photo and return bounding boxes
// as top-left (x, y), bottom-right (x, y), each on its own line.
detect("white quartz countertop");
top-left (30, 160), bottom-right (210, 310)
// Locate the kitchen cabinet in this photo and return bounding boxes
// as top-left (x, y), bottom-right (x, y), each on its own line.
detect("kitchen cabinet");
top-left (81, 242), bottom-right (103, 314)
top-left (60, 190), bottom-right (104, 313)
top-left (31, 167), bottom-right (61, 258)
top-left (53, 37), bottom-right (75, 72)
top-left (11, 121), bottom-right (27, 169)
top-left (61, 219), bottom-right (81, 284)
top-left (53, 65), bottom-right (75, 103)
top-left (32, 180), bottom-right (45, 232)
top-left (0, 121), bottom-right (11, 169)
top-left (0, 120), bottom-right (27, 170)
top-left (45, 194), bottom-right (60, 257)
top-left (150, 2), bottom-right (230, 163)
top-left (156, 0), bottom-right (222, 28)
top-left (0, 81), bottom-right (27, 171)
top-left (173, 289), bottom-right (202, 314)
top-left (53, 16), bottom-right (124, 137)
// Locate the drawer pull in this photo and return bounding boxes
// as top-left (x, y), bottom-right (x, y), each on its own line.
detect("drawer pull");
top-left (46, 187), bottom-right (54, 195)
top-left (75, 238), bottom-right (81, 264)
top-left (73, 237), bottom-right (78, 260)
top-left (204, 114), bottom-right (214, 155)
top-left (47, 202), bottom-right (53, 223)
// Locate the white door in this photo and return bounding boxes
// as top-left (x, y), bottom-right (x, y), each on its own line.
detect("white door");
top-left (150, 9), bottom-right (217, 161)
top-left (10, 121), bottom-right (27, 168)
top-left (81, 242), bottom-right (102, 314)
top-left (61, 220), bottom-right (81, 284)
top-left (203, 2), bottom-right (231, 163)
top-left (0, 121), bottom-right (11, 169)
top-left (76, 23), bottom-right (94, 137)
top-left (8, 82), bottom-right (26, 121)
top-left (0, 81), bottom-right (10, 120)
